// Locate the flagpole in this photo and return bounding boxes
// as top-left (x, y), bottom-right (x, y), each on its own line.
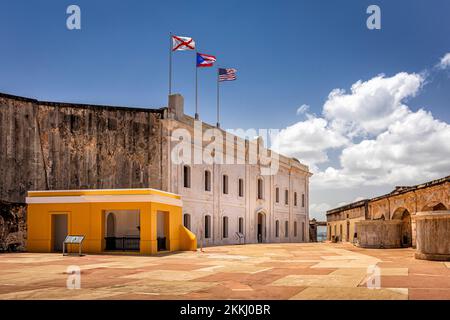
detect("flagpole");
top-left (169, 32), bottom-right (172, 96)
top-left (195, 50), bottom-right (199, 120)
top-left (216, 68), bottom-right (220, 128)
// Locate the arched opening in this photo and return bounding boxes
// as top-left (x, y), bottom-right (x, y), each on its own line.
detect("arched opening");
top-left (285, 221), bottom-right (289, 238)
top-left (422, 202), bottom-right (447, 211)
top-left (257, 211), bottom-right (266, 243)
top-left (392, 207), bottom-right (412, 247)
top-left (294, 221), bottom-right (298, 237)
top-left (106, 212), bottom-right (116, 237)
top-left (183, 213), bottom-right (191, 230)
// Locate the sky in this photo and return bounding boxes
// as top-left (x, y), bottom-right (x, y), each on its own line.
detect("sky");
top-left (1, 0), bottom-right (449, 220)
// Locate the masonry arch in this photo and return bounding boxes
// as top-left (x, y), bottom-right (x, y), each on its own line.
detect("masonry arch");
top-left (256, 210), bottom-right (267, 243)
top-left (422, 202), bottom-right (447, 212)
top-left (392, 207), bottom-right (412, 247)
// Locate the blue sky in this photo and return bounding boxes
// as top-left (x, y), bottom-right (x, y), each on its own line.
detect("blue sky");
top-left (1, 0), bottom-right (449, 219)
top-left (1, 0), bottom-right (449, 126)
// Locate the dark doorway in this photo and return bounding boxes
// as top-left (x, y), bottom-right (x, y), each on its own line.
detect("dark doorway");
top-left (52, 214), bottom-right (68, 252)
top-left (257, 212), bottom-right (266, 243)
top-left (393, 208), bottom-right (412, 247)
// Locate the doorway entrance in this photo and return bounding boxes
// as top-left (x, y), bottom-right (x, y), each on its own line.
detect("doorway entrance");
top-left (104, 210), bottom-right (140, 251)
top-left (157, 211), bottom-right (169, 251)
top-left (52, 214), bottom-right (68, 252)
top-left (392, 208), bottom-right (412, 247)
top-left (257, 212), bottom-right (266, 243)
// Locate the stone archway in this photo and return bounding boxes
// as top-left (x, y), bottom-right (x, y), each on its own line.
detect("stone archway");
top-left (392, 207), bottom-right (412, 247)
top-left (256, 211), bottom-right (267, 243)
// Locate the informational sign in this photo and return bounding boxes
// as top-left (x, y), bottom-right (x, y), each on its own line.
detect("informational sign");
top-left (64, 235), bottom-right (85, 244)
top-left (63, 235), bottom-right (85, 256)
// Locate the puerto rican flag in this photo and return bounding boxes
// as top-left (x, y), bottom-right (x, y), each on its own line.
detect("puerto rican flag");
top-left (196, 53), bottom-right (216, 67)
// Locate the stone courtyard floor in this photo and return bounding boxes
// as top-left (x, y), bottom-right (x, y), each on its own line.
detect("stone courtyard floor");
top-left (0, 243), bottom-right (449, 300)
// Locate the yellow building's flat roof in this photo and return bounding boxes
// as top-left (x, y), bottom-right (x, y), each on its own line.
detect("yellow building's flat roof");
top-left (27, 188), bottom-right (181, 200)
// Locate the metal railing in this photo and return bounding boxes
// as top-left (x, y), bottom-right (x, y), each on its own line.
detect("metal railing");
top-left (105, 237), bottom-right (140, 251)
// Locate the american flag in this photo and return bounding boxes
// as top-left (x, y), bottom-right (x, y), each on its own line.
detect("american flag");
top-left (218, 68), bottom-right (237, 82)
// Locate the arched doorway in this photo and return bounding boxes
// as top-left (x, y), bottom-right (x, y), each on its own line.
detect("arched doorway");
top-left (257, 211), bottom-right (266, 243)
top-left (392, 208), bottom-right (412, 247)
top-left (106, 212), bottom-right (116, 237)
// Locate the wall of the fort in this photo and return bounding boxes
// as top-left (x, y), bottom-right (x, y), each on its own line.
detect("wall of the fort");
top-left (0, 94), bottom-right (164, 204)
top-left (0, 201), bottom-right (26, 251)
top-left (0, 93), bottom-right (164, 250)
top-left (326, 204), bottom-right (366, 243)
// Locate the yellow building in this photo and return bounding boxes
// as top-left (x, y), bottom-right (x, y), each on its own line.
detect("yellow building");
top-left (26, 188), bottom-right (196, 255)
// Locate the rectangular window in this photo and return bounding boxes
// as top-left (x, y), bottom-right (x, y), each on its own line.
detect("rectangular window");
top-left (257, 179), bottom-right (263, 200)
top-left (238, 217), bottom-right (244, 234)
top-left (205, 170), bottom-right (211, 191)
top-left (222, 216), bottom-right (228, 238)
top-left (285, 190), bottom-right (289, 205)
top-left (294, 192), bottom-right (297, 206)
top-left (275, 188), bottom-right (279, 203)
top-left (183, 166), bottom-right (191, 188)
top-left (285, 221), bottom-right (289, 237)
top-left (302, 193), bottom-right (305, 207)
top-left (275, 220), bottom-right (279, 238)
top-left (223, 175), bottom-right (228, 194)
top-left (294, 221), bottom-right (298, 237)
top-left (205, 215), bottom-right (211, 239)
top-left (238, 179), bottom-right (244, 197)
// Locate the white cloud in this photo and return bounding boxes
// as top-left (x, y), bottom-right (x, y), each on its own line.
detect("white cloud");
top-left (309, 203), bottom-right (332, 220)
top-left (273, 116), bottom-right (348, 168)
top-left (438, 53), bottom-right (450, 69)
top-left (323, 72), bottom-right (423, 137)
top-left (277, 72), bottom-right (450, 191)
top-left (296, 104), bottom-right (310, 115)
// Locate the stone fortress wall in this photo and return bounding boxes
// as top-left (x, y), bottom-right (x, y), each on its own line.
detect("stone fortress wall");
top-left (326, 176), bottom-right (449, 252)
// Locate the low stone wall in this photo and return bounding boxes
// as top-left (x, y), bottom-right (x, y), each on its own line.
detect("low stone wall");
top-left (356, 220), bottom-right (402, 248)
top-left (0, 201), bottom-right (27, 252)
top-left (415, 211), bottom-right (450, 261)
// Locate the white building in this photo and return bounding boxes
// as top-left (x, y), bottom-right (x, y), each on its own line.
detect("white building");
top-left (162, 94), bottom-right (312, 247)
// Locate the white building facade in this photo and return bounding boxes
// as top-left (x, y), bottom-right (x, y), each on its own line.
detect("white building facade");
top-left (161, 94), bottom-right (312, 247)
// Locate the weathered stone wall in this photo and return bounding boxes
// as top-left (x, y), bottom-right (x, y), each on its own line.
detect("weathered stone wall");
top-left (0, 93), bottom-right (164, 204)
top-left (415, 211), bottom-right (450, 261)
top-left (356, 220), bottom-right (403, 249)
top-left (0, 93), bottom-right (165, 250)
top-left (0, 201), bottom-right (26, 251)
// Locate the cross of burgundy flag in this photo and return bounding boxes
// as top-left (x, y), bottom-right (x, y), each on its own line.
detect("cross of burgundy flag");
top-left (197, 53), bottom-right (217, 67)
top-left (172, 35), bottom-right (196, 51)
